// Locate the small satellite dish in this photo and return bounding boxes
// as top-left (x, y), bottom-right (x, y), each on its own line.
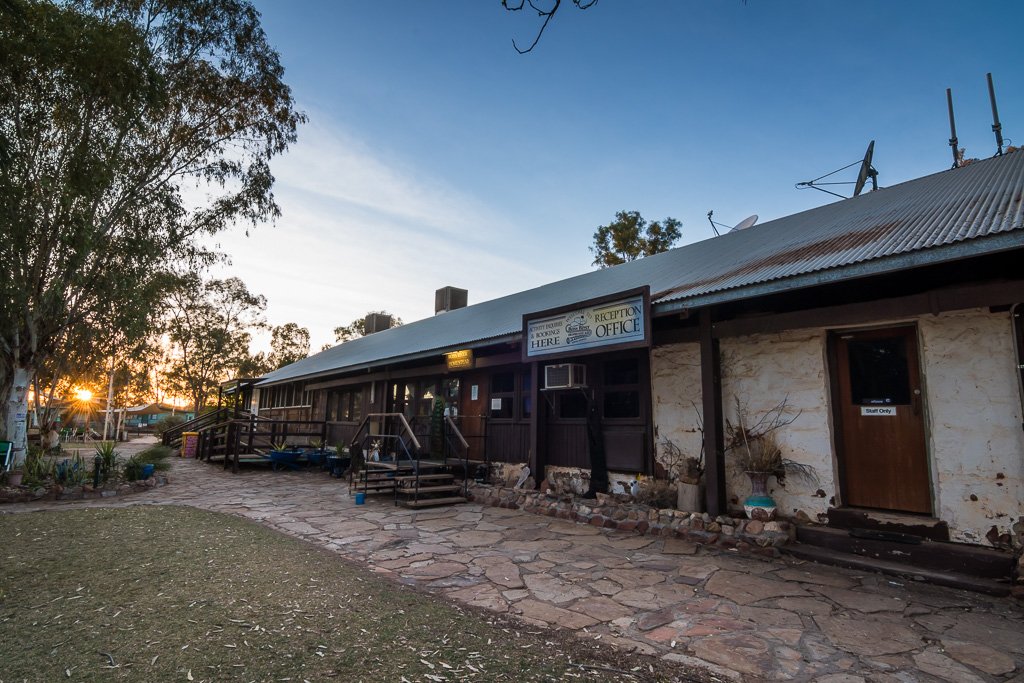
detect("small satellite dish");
top-left (730, 214), bottom-right (758, 232)
top-left (853, 140), bottom-right (878, 197)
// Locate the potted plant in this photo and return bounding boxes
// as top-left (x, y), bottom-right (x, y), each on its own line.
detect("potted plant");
top-left (269, 440), bottom-right (302, 471)
top-left (725, 396), bottom-right (817, 520)
top-left (6, 468), bottom-right (24, 487)
top-left (659, 437), bottom-right (705, 513)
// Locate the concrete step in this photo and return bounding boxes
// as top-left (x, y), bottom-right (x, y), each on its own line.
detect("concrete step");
top-left (402, 496), bottom-right (467, 509)
top-left (795, 525), bottom-right (1014, 581)
top-left (782, 543), bottom-right (1011, 597)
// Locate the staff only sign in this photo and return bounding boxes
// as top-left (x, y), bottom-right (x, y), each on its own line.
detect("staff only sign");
top-left (523, 290), bottom-right (649, 360)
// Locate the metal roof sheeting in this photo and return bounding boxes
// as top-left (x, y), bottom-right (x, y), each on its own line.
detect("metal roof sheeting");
top-left (259, 152), bottom-right (1024, 386)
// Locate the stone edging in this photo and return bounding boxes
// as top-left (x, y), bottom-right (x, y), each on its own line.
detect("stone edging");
top-left (467, 483), bottom-right (793, 555)
top-left (0, 475), bottom-right (170, 505)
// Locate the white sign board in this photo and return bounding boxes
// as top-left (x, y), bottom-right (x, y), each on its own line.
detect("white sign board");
top-left (490, 398), bottom-right (502, 411)
top-left (525, 294), bottom-right (646, 358)
top-left (861, 406), bottom-right (897, 416)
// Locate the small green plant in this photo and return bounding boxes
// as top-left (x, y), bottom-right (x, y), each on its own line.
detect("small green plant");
top-left (122, 456), bottom-right (144, 482)
top-left (309, 438), bottom-right (323, 450)
top-left (94, 441), bottom-right (118, 476)
top-left (136, 445), bottom-right (174, 472)
top-left (271, 440), bottom-right (291, 452)
top-left (22, 449), bottom-right (55, 487)
top-left (55, 454), bottom-right (88, 486)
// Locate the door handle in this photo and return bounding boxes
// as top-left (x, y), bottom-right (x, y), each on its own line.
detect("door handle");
top-left (912, 389), bottom-right (922, 416)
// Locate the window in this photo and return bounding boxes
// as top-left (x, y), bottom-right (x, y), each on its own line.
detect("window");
top-left (327, 387), bottom-right (363, 422)
top-left (521, 371), bottom-right (532, 419)
top-left (490, 372), bottom-right (515, 419)
top-left (559, 390), bottom-right (589, 419)
top-left (603, 357), bottom-right (640, 419)
top-left (847, 337), bottom-right (911, 405)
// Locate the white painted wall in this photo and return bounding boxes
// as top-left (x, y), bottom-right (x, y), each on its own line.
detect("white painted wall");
top-left (649, 308), bottom-right (1024, 547)
top-left (919, 309), bottom-right (1024, 545)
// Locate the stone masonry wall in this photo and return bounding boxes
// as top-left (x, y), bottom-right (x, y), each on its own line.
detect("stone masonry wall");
top-left (467, 483), bottom-right (794, 555)
top-left (651, 333), bottom-right (836, 522)
top-left (649, 309), bottom-right (1024, 550)
top-left (918, 308), bottom-right (1024, 547)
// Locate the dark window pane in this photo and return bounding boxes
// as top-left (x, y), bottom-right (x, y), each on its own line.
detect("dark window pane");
top-left (559, 391), bottom-right (588, 419)
top-left (491, 372), bottom-right (514, 393)
top-left (605, 358), bottom-right (639, 385)
top-left (522, 396), bottom-right (532, 419)
top-left (847, 337), bottom-right (911, 405)
top-left (521, 372), bottom-right (532, 392)
top-left (490, 397), bottom-right (513, 419)
top-left (604, 390), bottom-right (640, 419)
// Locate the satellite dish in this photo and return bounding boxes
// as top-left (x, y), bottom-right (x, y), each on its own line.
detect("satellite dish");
top-left (730, 214), bottom-right (758, 232)
top-left (853, 140), bottom-right (878, 197)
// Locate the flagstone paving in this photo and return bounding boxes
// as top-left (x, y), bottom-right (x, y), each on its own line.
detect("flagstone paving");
top-left (4, 442), bottom-right (1023, 682)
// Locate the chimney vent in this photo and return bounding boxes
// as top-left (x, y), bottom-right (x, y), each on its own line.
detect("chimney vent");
top-left (364, 313), bottom-right (393, 334)
top-left (435, 286), bottom-right (468, 315)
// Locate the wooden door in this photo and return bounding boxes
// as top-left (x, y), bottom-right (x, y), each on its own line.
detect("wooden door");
top-left (833, 326), bottom-right (931, 513)
top-left (458, 372), bottom-right (488, 461)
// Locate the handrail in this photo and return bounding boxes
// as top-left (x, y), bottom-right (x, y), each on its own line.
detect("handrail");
top-left (444, 415), bottom-right (469, 449)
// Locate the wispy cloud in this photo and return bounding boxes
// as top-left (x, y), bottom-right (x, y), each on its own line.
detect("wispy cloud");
top-left (207, 111), bottom-right (563, 351)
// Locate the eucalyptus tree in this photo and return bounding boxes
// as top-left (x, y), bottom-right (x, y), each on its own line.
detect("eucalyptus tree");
top-left (163, 276), bottom-right (267, 413)
top-left (590, 210), bottom-right (682, 268)
top-left (0, 0), bottom-right (303, 462)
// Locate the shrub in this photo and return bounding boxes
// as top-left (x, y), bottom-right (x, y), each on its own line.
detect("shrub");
top-left (94, 441), bottom-right (118, 477)
top-left (155, 415), bottom-right (186, 439)
top-left (122, 456), bottom-right (144, 481)
top-left (136, 445), bottom-right (174, 472)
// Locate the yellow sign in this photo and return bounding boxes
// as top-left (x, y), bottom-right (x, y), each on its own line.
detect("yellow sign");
top-left (445, 349), bottom-right (474, 370)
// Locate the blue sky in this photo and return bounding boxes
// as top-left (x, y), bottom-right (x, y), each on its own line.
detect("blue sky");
top-left (213, 1), bottom-right (1024, 351)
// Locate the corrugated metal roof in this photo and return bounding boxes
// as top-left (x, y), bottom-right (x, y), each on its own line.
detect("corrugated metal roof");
top-left (259, 152), bottom-right (1024, 386)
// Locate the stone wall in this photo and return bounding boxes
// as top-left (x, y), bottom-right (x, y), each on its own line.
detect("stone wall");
top-left (467, 483), bottom-right (794, 554)
top-left (918, 309), bottom-right (1024, 546)
top-left (649, 308), bottom-right (1024, 549)
top-left (651, 333), bottom-right (835, 522)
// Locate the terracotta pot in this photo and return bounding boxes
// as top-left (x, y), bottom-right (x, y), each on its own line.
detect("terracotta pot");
top-left (7, 471), bottom-right (24, 487)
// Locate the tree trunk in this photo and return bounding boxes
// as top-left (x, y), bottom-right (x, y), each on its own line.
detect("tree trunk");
top-left (103, 360), bottom-right (116, 440)
top-left (4, 368), bottom-right (32, 468)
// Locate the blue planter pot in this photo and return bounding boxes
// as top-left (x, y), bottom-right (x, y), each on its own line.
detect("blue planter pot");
top-left (141, 463), bottom-right (156, 479)
top-left (269, 450), bottom-right (302, 471)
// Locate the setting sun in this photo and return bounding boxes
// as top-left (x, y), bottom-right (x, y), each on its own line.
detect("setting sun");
top-left (74, 388), bottom-right (94, 402)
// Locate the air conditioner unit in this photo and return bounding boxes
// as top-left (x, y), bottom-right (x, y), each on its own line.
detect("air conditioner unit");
top-left (544, 363), bottom-right (587, 390)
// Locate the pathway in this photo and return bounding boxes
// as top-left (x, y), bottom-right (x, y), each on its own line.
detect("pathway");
top-left (4, 446), bottom-right (1023, 682)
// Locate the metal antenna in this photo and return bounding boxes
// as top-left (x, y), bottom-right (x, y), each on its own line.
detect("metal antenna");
top-left (706, 210), bottom-right (721, 237)
top-left (987, 72), bottom-right (1005, 156)
top-left (946, 88), bottom-right (960, 168)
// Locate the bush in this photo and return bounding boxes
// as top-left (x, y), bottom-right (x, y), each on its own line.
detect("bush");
top-left (155, 415), bottom-right (186, 439)
top-left (136, 445), bottom-right (174, 471)
top-left (122, 456), bottom-right (144, 481)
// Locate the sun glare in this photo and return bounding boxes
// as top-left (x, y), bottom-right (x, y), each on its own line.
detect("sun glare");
top-left (74, 388), bottom-right (94, 402)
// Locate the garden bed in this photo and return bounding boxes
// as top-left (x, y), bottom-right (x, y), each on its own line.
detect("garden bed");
top-left (0, 474), bottom-right (169, 504)
top-left (467, 482), bottom-right (794, 555)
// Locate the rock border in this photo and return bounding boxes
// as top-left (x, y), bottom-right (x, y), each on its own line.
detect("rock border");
top-left (467, 483), bottom-right (793, 555)
top-left (0, 475), bottom-right (170, 505)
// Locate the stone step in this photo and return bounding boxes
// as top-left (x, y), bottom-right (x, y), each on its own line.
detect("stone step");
top-left (402, 496), bottom-right (467, 509)
top-left (794, 525), bottom-right (1014, 581)
top-left (782, 543), bottom-right (1011, 597)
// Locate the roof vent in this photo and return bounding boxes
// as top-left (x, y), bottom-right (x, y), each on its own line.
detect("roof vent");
top-left (435, 286), bottom-right (468, 315)
top-left (364, 313), bottom-right (393, 334)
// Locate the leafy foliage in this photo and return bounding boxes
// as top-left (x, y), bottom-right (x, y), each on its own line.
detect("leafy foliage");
top-left (0, 0), bottom-right (303, 451)
top-left (590, 210), bottom-right (682, 268)
top-left (163, 276), bottom-right (267, 410)
top-left (333, 311), bottom-right (404, 344)
top-left (268, 323), bottom-right (310, 369)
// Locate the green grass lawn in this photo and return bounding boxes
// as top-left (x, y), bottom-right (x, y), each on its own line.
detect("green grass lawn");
top-left (0, 506), bottom-right (699, 682)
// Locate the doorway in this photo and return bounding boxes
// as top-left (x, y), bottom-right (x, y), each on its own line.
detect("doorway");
top-left (831, 326), bottom-right (932, 514)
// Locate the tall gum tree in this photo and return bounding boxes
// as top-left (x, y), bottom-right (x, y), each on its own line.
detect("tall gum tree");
top-left (0, 0), bottom-right (304, 463)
